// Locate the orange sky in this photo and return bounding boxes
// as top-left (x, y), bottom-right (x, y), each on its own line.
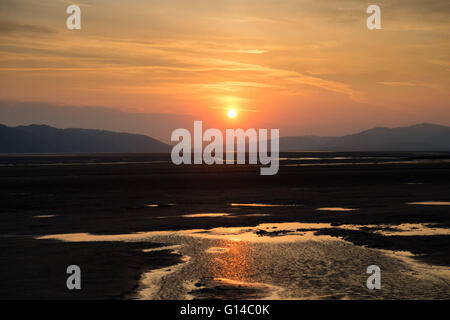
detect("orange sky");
top-left (0, 0), bottom-right (449, 136)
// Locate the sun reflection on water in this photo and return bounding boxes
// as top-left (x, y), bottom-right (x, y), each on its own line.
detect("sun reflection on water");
top-left (207, 239), bottom-right (254, 284)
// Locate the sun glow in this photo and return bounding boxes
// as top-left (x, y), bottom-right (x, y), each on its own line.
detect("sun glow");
top-left (228, 109), bottom-right (237, 119)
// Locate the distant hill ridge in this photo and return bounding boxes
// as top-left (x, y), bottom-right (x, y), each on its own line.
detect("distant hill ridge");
top-left (280, 123), bottom-right (450, 151)
top-left (0, 124), bottom-right (171, 153)
top-left (0, 123), bottom-right (449, 153)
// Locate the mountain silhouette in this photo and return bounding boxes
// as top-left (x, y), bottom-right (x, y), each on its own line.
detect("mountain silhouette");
top-left (1, 123), bottom-right (449, 153)
top-left (0, 124), bottom-right (170, 153)
top-left (280, 123), bottom-right (450, 151)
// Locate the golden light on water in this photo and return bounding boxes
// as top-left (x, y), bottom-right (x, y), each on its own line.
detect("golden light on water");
top-left (208, 239), bottom-right (253, 283)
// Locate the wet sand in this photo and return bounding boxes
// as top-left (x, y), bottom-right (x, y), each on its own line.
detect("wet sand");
top-left (0, 152), bottom-right (449, 299)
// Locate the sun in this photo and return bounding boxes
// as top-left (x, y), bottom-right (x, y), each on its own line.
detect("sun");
top-left (227, 109), bottom-right (237, 119)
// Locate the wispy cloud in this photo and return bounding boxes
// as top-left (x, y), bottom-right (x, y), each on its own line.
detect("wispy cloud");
top-left (377, 81), bottom-right (435, 89)
top-left (378, 81), bottom-right (420, 87)
top-left (0, 21), bottom-right (55, 35)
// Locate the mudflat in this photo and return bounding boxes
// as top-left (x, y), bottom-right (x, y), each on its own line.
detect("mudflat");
top-left (0, 152), bottom-right (449, 299)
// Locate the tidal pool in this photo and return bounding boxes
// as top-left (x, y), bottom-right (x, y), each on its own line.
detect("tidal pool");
top-left (230, 203), bottom-right (302, 207)
top-left (33, 215), bottom-right (57, 218)
top-left (316, 208), bottom-right (358, 212)
top-left (408, 201), bottom-right (450, 206)
top-left (37, 221), bottom-right (450, 300)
